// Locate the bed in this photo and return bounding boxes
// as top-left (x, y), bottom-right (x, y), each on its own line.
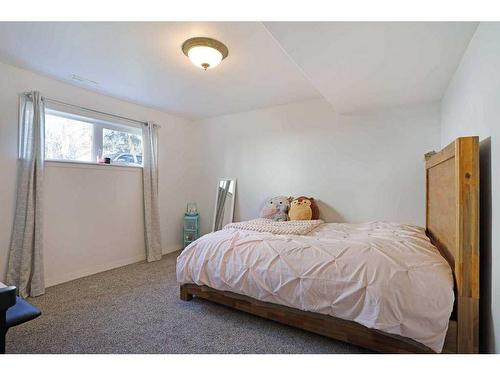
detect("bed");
top-left (177, 136), bottom-right (479, 354)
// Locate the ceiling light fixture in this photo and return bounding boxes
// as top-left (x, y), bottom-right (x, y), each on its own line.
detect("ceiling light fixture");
top-left (182, 37), bottom-right (229, 70)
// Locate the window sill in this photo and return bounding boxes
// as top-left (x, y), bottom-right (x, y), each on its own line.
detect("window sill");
top-left (45, 160), bottom-right (143, 172)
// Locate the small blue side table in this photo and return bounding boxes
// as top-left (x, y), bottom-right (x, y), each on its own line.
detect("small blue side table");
top-left (183, 213), bottom-right (200, 248)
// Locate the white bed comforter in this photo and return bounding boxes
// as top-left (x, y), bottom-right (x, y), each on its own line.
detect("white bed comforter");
top-left (176, 221), bottom-right (454, 352)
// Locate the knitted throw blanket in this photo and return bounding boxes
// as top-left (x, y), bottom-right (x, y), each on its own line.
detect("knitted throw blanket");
top-left (224, 218), bottom-right (324, 235)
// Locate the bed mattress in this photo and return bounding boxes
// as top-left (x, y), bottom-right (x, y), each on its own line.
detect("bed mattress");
top-left (176, 221), bottom-right (454, 352)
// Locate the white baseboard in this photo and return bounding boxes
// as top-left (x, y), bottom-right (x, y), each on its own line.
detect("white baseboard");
top-left (45, 244), bottom-right (183, 288)
top-left (162, 244), bottom-right (183, 255)
top-left (45, 253), bottom-right (146, 287)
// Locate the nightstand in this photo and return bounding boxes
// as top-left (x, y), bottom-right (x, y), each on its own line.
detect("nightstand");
top-left (183, 213), bottom-right (199, 248)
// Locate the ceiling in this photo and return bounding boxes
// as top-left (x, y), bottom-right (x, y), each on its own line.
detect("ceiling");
top-left (0, 22), bottom-right (478, 119)
top-left (264, 22), bottom-right (478, 113)
top-left (0, 22), bottom-right (320, 119)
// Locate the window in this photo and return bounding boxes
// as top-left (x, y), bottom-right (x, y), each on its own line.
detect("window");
top-left (44, 109), bottom-right (143, 166)
top-left (102, 128), bottom-right (142, 165)
top-left (45, 113), bottom-right (94, 162)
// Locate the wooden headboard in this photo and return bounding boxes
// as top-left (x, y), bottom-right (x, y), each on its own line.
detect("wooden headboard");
top-left (425, 136), bottom-right (479, 353)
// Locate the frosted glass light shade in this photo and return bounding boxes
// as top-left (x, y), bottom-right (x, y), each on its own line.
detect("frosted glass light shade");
top-left (187, 46), bottom-right (223, 70)
top-left (182, 37), bottom-right (229, 71)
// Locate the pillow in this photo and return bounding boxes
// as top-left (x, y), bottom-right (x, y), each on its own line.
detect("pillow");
top-left (288, 196), bottom-right (320, 221)
top-left (259, 196), bottom-right (291, 221)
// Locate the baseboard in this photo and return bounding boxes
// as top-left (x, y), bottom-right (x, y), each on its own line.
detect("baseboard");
top-left (44, 245), bottom-right (183, 288)
top-left (162, 244), bottom-right (183, 255)
top-left (45, 253), bottom-right (146, 287)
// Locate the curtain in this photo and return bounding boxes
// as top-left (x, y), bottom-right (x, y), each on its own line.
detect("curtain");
top-left (6, 91), bottom-right (45, 297)
top-left (142, 122), bottom-right (162, 262)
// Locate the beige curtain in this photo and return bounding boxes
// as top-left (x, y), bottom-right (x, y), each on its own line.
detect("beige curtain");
top-left (6, 91), bottom-right (45, 297)
top-left (142, 122), bottom-right (162, 262)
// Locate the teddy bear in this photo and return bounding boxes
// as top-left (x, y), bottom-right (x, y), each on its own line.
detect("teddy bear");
top-left (259, 196), bottom-right (291, 221)
top-left (288, 196), bottom-right (319, 221)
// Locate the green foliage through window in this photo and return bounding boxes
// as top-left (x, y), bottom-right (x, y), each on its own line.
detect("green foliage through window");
top-left (103, 128), bottom-right (142, 158)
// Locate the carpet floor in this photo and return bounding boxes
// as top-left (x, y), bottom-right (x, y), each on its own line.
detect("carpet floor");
top-left (6, 251), bottom-right (370, 354)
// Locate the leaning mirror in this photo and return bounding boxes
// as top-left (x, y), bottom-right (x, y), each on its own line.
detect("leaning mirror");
top-left (212, 178), bottom-right (236, 232)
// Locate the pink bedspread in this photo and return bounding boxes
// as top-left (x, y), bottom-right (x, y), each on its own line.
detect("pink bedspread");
top-left (176, 221), bottom-right (454, 352)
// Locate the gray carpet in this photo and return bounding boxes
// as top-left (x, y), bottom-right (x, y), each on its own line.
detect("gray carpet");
top-left (6, 251), bottom-right (369, 354)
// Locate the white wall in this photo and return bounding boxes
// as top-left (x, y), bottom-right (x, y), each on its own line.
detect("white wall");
top-left (192, 98), bottom-right (441, 235)
top-left (441, 23), bottom-right (500, 353)
top-left (43, 163), bottom-right (145, 286)
top-left (0, 61), bottom-right (196, 285)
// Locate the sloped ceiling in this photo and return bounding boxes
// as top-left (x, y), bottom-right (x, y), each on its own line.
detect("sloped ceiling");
top-left (264, 22), bottom-right (478, 113)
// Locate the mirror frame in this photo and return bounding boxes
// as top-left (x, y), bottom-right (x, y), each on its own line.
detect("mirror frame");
top-left (211, 178), bottom-right (237, 232)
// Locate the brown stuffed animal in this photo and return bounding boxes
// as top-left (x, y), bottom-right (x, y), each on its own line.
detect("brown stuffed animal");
top-left (288, 197), bottom-right (319, 221)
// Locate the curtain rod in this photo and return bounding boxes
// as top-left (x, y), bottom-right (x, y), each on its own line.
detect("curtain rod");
top-left (23, 92), bottom-right (159, 128)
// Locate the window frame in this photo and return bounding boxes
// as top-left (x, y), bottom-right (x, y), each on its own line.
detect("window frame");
top-left (44, 107), bottom-right (143, 168)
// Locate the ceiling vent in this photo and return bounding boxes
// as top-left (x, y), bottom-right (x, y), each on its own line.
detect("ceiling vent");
top-left (70, 74), bottom-right (98, 85)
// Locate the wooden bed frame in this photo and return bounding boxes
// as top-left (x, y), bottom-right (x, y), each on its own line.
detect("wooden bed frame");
top-left (180, 136), bottom-right (480, 354)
